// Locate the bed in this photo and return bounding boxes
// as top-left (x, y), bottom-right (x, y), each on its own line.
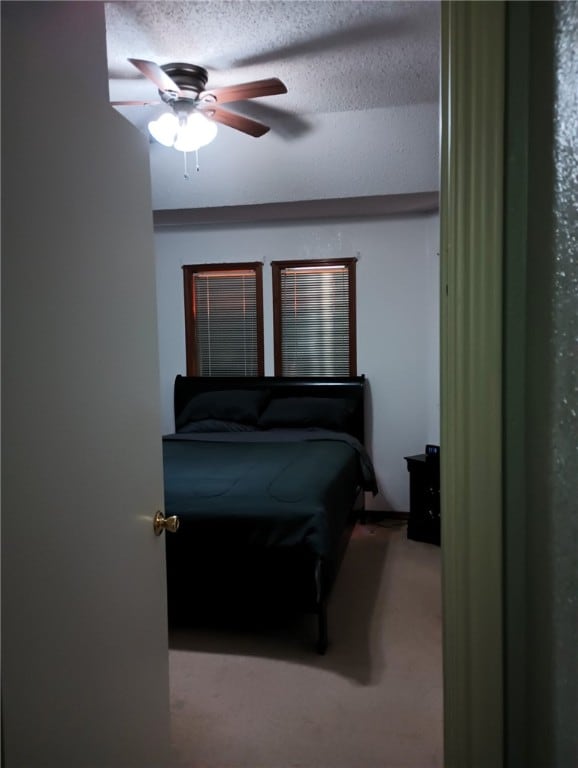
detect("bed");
top-left (162, 374), bottom-right (377, 653)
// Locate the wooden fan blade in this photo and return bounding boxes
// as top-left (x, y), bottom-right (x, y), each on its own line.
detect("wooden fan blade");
top-left (111, 100), bottom-right (161, 106)
top-left (199, 77), bottom-right (287, 105)
top-left (128, 58), bottom-right (181, 94)
top-left (201, 106), bottom-right (270, 137)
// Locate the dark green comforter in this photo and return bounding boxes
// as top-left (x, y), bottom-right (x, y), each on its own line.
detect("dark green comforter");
top-left (162, 430), bottom-right (376, 558)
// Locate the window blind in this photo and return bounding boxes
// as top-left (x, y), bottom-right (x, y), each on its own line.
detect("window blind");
top-left (193, 269), bottom-right (259, 376)
top-left (278, 264), bottom-right (352, 376)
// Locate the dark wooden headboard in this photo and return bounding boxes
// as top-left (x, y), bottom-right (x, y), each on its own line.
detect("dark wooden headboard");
top-left (173, 375), bottom-right (367, 444)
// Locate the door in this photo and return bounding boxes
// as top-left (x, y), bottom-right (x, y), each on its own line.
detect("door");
top-left (2, 3), bottom-right (171, 766)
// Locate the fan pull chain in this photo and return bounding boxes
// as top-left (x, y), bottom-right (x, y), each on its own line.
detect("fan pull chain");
top-left (182, 151), bottom-right (201, 180)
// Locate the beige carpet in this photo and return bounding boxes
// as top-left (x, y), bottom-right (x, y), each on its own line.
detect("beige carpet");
top-left (168, 522), bottom-right (443, 768)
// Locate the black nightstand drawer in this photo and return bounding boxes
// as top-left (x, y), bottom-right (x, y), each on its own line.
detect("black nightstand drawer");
top-left (404, 453), bottom-right (440, 546)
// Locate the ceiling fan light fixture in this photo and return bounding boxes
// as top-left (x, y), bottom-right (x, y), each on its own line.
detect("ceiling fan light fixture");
top-left (174, 112), bottom-right (218, 152)
top-left (148, 110), bottom-right (217, 153)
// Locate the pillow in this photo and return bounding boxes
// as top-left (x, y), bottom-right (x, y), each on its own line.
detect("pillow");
top-left (175, 389), bottom-right (269, 429)
top-left (177, 419), bottom-right (257, 434)
top-left (257, 397), bottom-right (356, 431)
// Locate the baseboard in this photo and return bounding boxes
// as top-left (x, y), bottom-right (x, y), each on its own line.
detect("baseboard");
top-left (361, 510), bottom-right (409, 523)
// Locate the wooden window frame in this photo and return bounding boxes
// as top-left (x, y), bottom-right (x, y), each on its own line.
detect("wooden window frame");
top-left (183, 262), bottom-right (264, 377)
top-left (271, 257), bottom-right (357, 376)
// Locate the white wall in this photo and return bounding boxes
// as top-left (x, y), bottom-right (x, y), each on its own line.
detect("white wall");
top-left (148, 103), bottom-right (439, 210)
top-left (424, 213), bottom-right (441, 445)
top-left (155, 213), bottom-right (439, 512)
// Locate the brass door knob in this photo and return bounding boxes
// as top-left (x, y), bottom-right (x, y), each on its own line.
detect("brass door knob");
top-left (153, 510), bottom-right (180, 536)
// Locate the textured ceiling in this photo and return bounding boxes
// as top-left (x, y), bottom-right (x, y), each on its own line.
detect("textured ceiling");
top-left (106, 0), bottom-right (440, 126)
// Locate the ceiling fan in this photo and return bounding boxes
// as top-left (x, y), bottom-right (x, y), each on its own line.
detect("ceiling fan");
top-left (112, 58), bottom-right (288, 147)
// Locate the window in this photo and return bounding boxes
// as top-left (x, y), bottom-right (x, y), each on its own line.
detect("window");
top-left (183, 263), bottom-right (264, 376)
top-left (272, 258), bottom-right (357, 376)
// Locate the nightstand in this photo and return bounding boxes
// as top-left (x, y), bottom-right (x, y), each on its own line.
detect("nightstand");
top-left (404, 453), bottom-right (440, 546)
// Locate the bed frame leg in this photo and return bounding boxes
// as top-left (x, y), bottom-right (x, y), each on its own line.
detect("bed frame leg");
top-left (314, 558), bottom-right (328, 654)
top-left (316, 601), bottom-right (328, 654)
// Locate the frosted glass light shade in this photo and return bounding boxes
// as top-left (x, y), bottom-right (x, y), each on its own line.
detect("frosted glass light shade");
top-left (174, 113), bottom-right (218, 152)
top-left (147, 113), bottom-right (178, 147)
top-left (148, 111), bottom-right (217, 152)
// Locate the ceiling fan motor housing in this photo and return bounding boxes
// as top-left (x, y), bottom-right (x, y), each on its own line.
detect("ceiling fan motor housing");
top-left (160, 62), bottom-right (209, 101)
